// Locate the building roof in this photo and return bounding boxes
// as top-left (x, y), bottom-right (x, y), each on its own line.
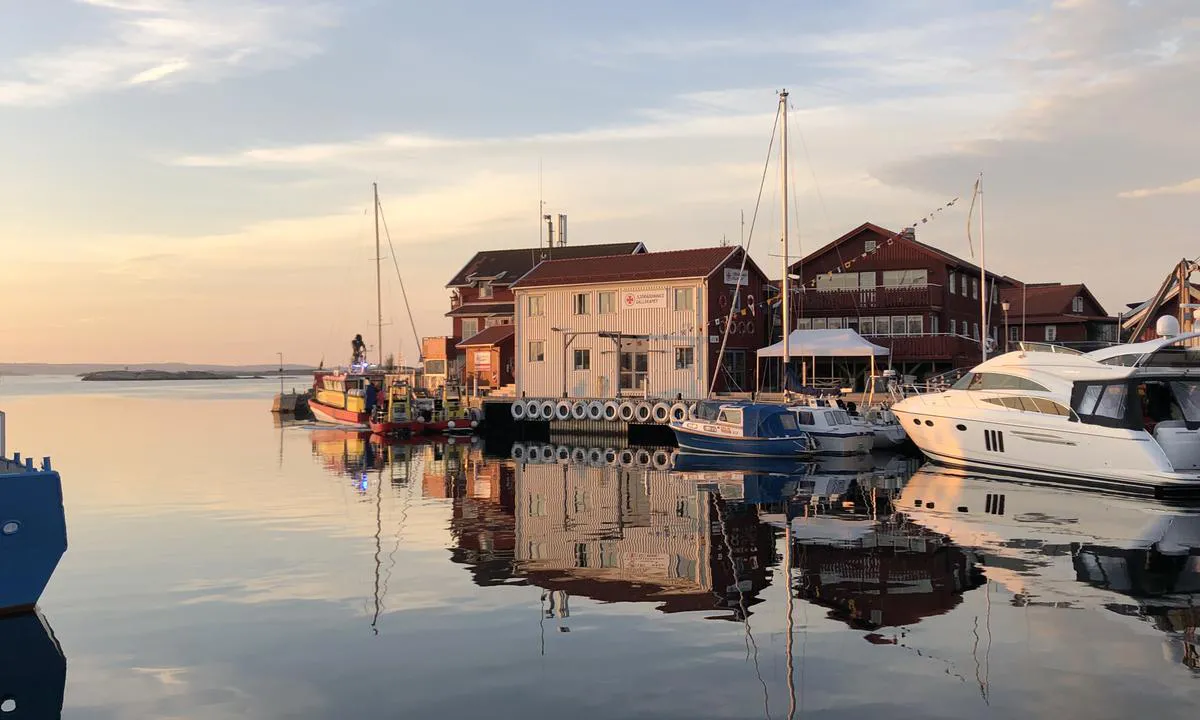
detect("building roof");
top-left (999, 282), bottom-right (1111, 319)
top-left (512, 246), bottom-right (757, 289)
top-left (447, 243), bottom-right (646, 288)
top-left (793, 222), bottom-right (1009, 282)
top-left (456, 325), bottom-right (515, 348)
top-left (445, 301), bottom-right (515, 318)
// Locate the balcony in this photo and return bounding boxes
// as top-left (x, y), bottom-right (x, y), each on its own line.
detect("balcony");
top-left (866, 333), bottom-right (983, 365)
top-left (799, 285), bottom-right (943, 313)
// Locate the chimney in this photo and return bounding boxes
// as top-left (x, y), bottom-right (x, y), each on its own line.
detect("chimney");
top-left (900, 227), bottom-right (916, 242)
top-left (557, 214), bottom-right (567, 247)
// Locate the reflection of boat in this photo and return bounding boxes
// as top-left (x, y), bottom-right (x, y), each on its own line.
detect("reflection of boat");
top-left (670, 402), bottom-right (815, 457)
top-left (0, 425), bottom-right (67, 613)
top-left (0, 612), bottom-right (66, 718)
top-left (892, 331), bottom-right (1200, 498)
top-left (309, 428), bottom-right (384, 477)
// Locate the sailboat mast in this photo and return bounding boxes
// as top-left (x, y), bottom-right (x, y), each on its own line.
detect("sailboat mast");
top-left (374, 182), bottom-right (383, 368)
top-left (978, 173), bottom-right (987, 362)
top-left (780, 90), bottom-right (791, 380)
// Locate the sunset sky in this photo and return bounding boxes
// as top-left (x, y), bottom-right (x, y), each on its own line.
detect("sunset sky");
top-left (1, 0), bottom-right (1196, 365)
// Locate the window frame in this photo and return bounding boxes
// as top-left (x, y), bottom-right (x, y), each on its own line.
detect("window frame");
top-left (528, 340), bottom-right (545, 363)
top-left (598, 291), bottom-right (616, 314)
top-left (673, 287), bottom-right (694, 311)
top-left (573, 348), bottom-right (590, 371)
top-left (573, 292), bottom-right (590, 316)
top-left (674, 347), bottom-right (695, 370)
top-left (527, 294), bottom-right (545, 317)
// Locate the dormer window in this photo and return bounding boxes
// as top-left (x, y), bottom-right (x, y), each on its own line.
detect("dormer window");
top-left (1072, 296), bottom-right (1083, 313)
top-left (864, 239), bottom-right (877, 253)
top-left (479, 281), bottom-right (493, 299)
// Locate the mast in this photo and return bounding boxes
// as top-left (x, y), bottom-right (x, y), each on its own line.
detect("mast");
top-left (780, 90), bottom-right (791, 387)
top-left (374, 182), bottom-right (383, 367)
top-left (978, 173), bottom-right (987, 362)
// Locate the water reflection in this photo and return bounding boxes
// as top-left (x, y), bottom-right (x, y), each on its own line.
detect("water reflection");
top-left (0, 611), bottom-right (66, 719)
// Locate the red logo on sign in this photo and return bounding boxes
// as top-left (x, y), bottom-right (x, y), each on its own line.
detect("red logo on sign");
top-left (624, 294), bottom-right (635, 306)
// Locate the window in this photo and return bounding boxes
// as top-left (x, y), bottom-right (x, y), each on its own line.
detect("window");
top-left (529, 340), bottom-right (545, 362)
top-left (973, 322), bottom-right (980, 339)
top-left (573, 490), bottom-right (591, 513)
top-left (950, 318), bottom-right (957, 335)
top-left (881, 269), bottom-right (928, 287)
top-left (425, 359), bottom-right (446, 375)
top-left (1094, 384), bottom-right (1128, 420)
top-left (952, 372), bottom-right (1051, 392)
top-left (573, 292), bottom-right (590, 315)
top-left (930, 315), bottom-right (939, 334)
top-left (718, 408), bottom-right (744, 425)
top-left (675, 347), bottom-right (695, 370)
top-left (528, 494), bottom-right (546, 517)
top-left (865, 239), bottom-right (877, 253)
top-left (873, 316), bottom-right (889, 336)
top-left (827, 317), bottom-right (843, 329)
top-left (907, 315), bottom-right (923, 334)
top-left (1009, 326), bottom-right (1019, 341)
top-left (812, 317), bottom-right (828, 330)
top-left (971, 278), bottom-right (979, 299)
top-left (1045, 325), bottom-right (1058, 342)
top-left (982, 396), bottom-right (1071, 416)
top-left (573, 348), bottom-right (590, 370)
top-left (599, 291), bottom-right (616, 314)
top-left (485, 316), bottom-right (505, 328)
top-left (846, 316), bottom-right (860, 331)
top-left (673, 288), bottom-right (694, 311)
top-left (796, 318), bottom-right (812, 330)
top-left (461, 318), bottom-right (479, 340)
top-left (859, 271), bottom-right (876, 288)
top-left (795, 410), bottom-right (815, 425)
top-left (528, 295), bottom-right (545, 316)
top-left (1072, 296), bottom-right (1083, 313)
top-left (721, 350), bottom-right (748, 390)
top-left (860, 317), bottom-right (875, 335)
top-left (949, 272), bottom-right (956, 295)
top-left (815, 272), bottom-right (859, 290)
top-left (891, 316), bottom-right (907, 335)
top-left (619, 351), bottom-right (648, 390)
top-left (478, 282), bottom-right (493, 299)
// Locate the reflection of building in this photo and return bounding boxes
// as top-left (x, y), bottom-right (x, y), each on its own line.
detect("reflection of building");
top-left (791, 520), bottom-right (984, 631)
top-left (447, 447), bottom-right (517, 587)
top-left (513, 462), bottom-right (774, 618)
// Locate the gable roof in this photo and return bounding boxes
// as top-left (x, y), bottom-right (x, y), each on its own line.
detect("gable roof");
top-left (447, 242), bottom-right (646, 288)
top-left (1121, 281), bottom-right (1200, 329)
top-left (456, 324), bottom-right (515, 348)
top-left (1000, 282), bottom-right (1111, 319)
top-left (511, 246), bottom-right (762, 289)
top-left (791, 222), bottom-right (1007, 281)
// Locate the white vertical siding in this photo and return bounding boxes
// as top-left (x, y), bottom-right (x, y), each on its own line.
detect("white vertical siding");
top-left (515, 280), bottom-right (709, 399)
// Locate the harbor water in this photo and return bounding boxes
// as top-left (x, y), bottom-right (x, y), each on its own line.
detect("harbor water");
top-left (2, 375), bottom-right (1198, 718)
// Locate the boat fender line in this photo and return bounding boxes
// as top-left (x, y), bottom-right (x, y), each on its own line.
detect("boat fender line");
top-left (538, 444), bottom-right (555, 463)
top-left (669, 403), bottom-right (688, 422)
top-left (651, 449), bottom-right (671, 471)
top-left (587, 447), bottom-right (604, 465)
top-left (687, 402), bottom-right (700, 420)
top-left (539, 400), bottom-right (556, 421)
top-left (554, 400), bottom-right (572, 421)
top-left (511, 402), bottom-right (526, 420)
top-left (651, 402), bottom-right (671, 424)
top-left (555, 445), bottom-right (571, 463)
top-left (618, 449), bottom-right (636, 466)
top-left (634, 448), bottom-right (652, 466)
top-left (586, 401), bottom-right (604, 421)
top-left (602, 401), bottom-right (620, 421)
top-left (525, 399), bottom-right (543, 420)
top-left (618, 401), bottom-right (636, 422)
top-left (571, 401), bottom-right (588, 420)
top-left (634, 402), bottom-right (653, 423)
top-left (604, 447), bottom-right (619, 466)
top-left (511, 443), bottom-right (527, 462)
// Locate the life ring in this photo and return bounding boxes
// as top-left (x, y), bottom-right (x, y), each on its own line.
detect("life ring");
top-left (571, 401), bottom-right (588, 420)
top-left (634, 401), bottom-right (653, 423)
top-left (669, 402), bottom-right (688, 422)
top-left (511, 402), bottom-right (526, 420)
top-left (651, 402), bottom-right (671, 424)
top-left (555, 400), bottom-right (572, 421)
top-left (539, 400), bottom-right (556, 421)
top-left (586, 401), bottom-right (604, 421)
top-left (603, 401), bottom-right (620, 421)
top-left (618, 401), bottom-right (636, 422)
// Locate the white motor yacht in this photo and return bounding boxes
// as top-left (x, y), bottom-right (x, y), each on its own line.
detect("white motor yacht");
top-left (786, 398), bottom-right (874, 455)
top-left (891, 325), bottom-right (1200, 500)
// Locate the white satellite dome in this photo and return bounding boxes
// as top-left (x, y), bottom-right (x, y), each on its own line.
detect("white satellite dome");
top-left (1156, 315), bottom-right (1181, 338)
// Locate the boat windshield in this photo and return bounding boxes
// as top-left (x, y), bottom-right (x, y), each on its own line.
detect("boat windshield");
top-left (759, 411), bottom-right (800, 435)
top-left (1016, 342), bottom-right (1083, 356)
top-left (1137, 338), bottom-right (1200, 369)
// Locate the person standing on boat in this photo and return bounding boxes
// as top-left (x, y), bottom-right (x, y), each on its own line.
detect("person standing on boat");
top-left (365, 379), bottom-right (379, 417)
top-left (351, 334), bottom-right (367, 365)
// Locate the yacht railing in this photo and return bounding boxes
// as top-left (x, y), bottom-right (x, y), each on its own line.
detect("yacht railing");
top-left (1016, 341), bottom-right (1084, 356)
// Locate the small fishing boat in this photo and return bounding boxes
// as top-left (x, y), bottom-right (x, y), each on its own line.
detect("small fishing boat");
top-left (786, 397), bottom-right (874, 454)
top-left (670, 401), bottom-right (815, 457)
top-left (308, 368), bottom-right (383, 426)
top-left (369, 382), bottom-right (481, 436)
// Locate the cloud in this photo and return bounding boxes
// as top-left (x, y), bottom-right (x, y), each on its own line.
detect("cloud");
top-left (0, 0), bottom-right (337, 106)
top-left (1117, 178), bottom-right (1200, 199)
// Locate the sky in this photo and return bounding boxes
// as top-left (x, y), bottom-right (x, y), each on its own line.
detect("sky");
top-left (0, 0), bottom-right (1196, 365)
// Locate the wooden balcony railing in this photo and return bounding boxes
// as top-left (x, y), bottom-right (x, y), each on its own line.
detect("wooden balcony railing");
top-left (865, 333), bottom-right (983, 364)
top-left (799, 285), bottom-right (943, 313)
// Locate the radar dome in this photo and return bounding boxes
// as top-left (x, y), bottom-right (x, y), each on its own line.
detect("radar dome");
top-left (1156, 315), bottom-right (1181, 338)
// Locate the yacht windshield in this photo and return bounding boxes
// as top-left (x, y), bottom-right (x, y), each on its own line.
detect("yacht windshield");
top-left (1140, 340), bottom-right (1200, 368)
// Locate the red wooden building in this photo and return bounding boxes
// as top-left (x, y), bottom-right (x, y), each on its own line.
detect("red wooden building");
top-left (998, 282), bottom-right (1116, 350)
top-left (787, 222), bottom-right (1013, 378)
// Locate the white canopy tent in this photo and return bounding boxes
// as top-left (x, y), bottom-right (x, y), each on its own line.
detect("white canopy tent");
top-left (756, 329), bottom-right (890, 392)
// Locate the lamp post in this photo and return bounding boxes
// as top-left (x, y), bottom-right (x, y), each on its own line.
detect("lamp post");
top-left (1001, 301), bottom-right (1010, 353)
top-left (277, 352), bottom-right (285, 396)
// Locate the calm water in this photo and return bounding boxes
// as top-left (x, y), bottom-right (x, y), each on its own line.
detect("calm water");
top-left (2, 375), bottom-right (1199, 718)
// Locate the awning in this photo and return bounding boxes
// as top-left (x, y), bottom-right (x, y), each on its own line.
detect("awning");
top-left (756, 329), bottom-right (890, 358)
top-left (457, 325), bottom-right (515, 348)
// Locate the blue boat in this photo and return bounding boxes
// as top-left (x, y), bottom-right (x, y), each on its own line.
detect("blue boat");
top-left (0, 414), bottom-right (67, 614)
top-left (669, 401), bottom-right (815, 457)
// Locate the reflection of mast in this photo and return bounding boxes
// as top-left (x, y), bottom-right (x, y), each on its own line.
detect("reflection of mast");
top-left (714, 492), bottom-right (772, 719)
top-left (371, 465), bottom-right (383, 635)
top-left (785, 522), bottom-right (797, 720)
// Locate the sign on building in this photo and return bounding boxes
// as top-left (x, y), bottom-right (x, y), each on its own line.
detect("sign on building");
top-left (621, 289), bottom-right (667, 310)
top-left (724, 267), bottom-right (749, 285)
top-left (474, 350), bottom-right (491, 369)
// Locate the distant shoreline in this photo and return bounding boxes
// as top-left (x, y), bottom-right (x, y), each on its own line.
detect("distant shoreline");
top-left (79, 370), bottom-right (311, 382)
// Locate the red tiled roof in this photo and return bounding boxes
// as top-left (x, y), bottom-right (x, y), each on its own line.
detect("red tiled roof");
top-left (456, 325), bottom-right (515, 347)
top-left (999, 282), bottom-right (1110, 318)
top-left (511, 247), bottom-right (744, 288)
top-left (445, 301), bottom-right (514, 318)
top-left (447, 243), bottom-right (646, 287)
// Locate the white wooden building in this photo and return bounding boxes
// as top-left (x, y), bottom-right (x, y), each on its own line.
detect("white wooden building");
top-left (511, 246), bottom-right (769, 399)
